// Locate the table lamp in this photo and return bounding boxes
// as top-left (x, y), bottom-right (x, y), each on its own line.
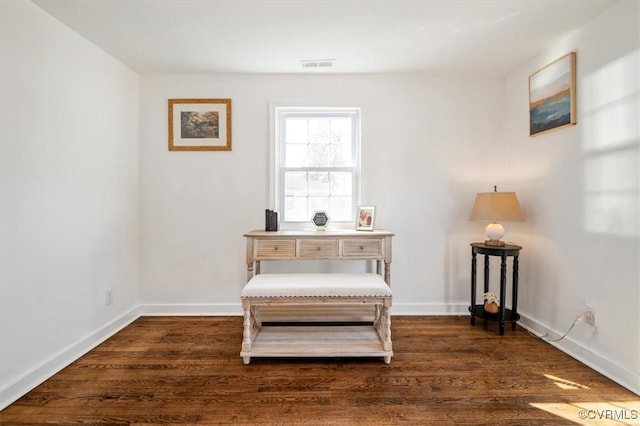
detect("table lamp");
top-left (470, 186), bottom-right (524, 246)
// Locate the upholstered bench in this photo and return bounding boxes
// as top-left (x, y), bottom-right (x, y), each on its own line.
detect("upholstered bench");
top-left (240, 273), bottom-right (393, 364)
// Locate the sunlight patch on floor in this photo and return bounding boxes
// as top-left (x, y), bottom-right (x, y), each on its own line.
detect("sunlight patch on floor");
top-left (545, 374), bottom-right (591, 390)
top-left (532, 374), bottom-right (640, 424)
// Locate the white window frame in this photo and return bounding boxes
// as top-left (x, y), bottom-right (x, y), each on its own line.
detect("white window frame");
top-left (270, 105), bottom-right (361, 229)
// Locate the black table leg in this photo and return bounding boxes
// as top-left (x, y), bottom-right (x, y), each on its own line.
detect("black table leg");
top-left (483, 255), bottom-right (490, 293)
top-left (499, 253), bottom-right (507, 336)
top-left (483, 255), bottom-right (490, 326)
top-left (512, 255), bottom-right (519, 330)
top-left (470, 250), bottom-right (477, 326)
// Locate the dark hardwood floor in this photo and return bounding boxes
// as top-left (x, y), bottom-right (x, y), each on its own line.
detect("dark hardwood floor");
top-left (1, 316), bottom-right (637, 425)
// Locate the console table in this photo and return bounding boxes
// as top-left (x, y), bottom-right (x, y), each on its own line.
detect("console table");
top-left (469, 242), bottom-right (522, 335)
top-left (241, 229), bottom-right (394, 363)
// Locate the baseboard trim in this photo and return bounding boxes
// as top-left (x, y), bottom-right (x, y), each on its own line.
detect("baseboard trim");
top-left (392, 302), bottom-right (469, 316)
top-left (139, 303), bottom-right (242, 316)
top-left (518, 313), bottom-right (639, 396)
top-left (0, 307), bottom-right (140, 411)
top-left (138, 302), bottom-right (470, 317)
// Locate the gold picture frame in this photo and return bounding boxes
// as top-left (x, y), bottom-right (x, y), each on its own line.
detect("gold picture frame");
top-left (168, 98), bottom-right (232, 151)
top-left (529, 52), bottom-right (576, 137)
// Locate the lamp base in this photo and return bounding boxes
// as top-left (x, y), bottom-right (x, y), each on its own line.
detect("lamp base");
top-left (484, 223), bottom-right (506, 246)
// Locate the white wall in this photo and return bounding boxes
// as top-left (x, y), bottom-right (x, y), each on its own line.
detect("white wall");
top-left (503, 0), bottom-right (639, 393)
top-left (139, 72), bottom-right (504, 314)
top-left (0, 1), bottom-right (140, 408)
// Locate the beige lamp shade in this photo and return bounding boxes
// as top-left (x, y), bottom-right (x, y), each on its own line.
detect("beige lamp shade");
top-left (470, 191), bottom-right (525, 222)
top-left (470, 189), bottom-right (524, 246)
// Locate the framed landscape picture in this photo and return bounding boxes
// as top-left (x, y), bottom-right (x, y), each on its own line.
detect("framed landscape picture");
top-left (529, 52), bottom-right (576, 137)
top-left (168, 98), bottom-right (232, 151)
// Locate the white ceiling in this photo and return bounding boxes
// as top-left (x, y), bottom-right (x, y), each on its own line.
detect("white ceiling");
top-left (32, 0), bottom-right (618, 75)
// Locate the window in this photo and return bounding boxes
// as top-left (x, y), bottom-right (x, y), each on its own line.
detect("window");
top-left (274, 107), bottom-right (361, 227)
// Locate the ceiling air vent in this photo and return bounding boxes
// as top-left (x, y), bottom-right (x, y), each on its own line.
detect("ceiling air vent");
top-left (301, 59), bottom-right (335, 69)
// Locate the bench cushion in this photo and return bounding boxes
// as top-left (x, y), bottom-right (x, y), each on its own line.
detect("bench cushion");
top-left (241, 273), bottom-right (392, 298)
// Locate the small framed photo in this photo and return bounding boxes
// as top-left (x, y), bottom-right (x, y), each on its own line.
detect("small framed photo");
top-left (168, 98), bottom-right (232, 151)
top-left (356, 206), bottom-right (376, 231)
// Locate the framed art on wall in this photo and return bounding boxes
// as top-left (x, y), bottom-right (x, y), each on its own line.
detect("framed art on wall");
top-left (529, 52), bottom-right (576, 137)
top-left (356, 206), bottom-right (375, 231)
top-left (168, 98), bottom-right (232, 151)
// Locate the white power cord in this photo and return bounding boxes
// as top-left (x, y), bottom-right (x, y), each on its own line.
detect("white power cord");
top-left (528, 310), bottom-right (587, 342)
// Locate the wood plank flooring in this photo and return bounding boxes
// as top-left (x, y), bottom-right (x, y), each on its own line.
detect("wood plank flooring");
top-left (1, 316), bottom-right (638, 425)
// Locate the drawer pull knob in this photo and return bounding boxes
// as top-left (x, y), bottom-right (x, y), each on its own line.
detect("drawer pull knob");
top-left (360, 246), bottom-right (364, 250)
top-left (317, 246), bottom-right (321, 251)
top-left (274, 247), bottom-right (278, 251)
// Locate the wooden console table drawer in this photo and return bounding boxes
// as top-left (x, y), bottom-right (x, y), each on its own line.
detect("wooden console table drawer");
top-left (342, 239), bottom-right (382, 257)
top-left (256, 239), bottom-right (296, 258)
top-left (245, 229), bottom-right (394, 284)
top-left (299, 239), bottom-right (338, 258)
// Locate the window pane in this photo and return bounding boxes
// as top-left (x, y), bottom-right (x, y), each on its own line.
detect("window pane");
top-left (330, 118), bottom-right (352, 144)
top-left (330, 196), bottom-right (352, 221)
top-left (284, 172), bottom-right (307, 196)
top-left (309, 119), bottom-right (330, 144)
top-left (308, 172), bottom-right (330, 195)
top-left (308, 144), bottom-right (331, 167)
top-left (285, 118), bottom-right (308, 144)
top-left (330, 172), bottom-right (352, 196)
top-left (286, 144), bottom-right (308, 167)
top-left (285, 196), bottom-right (308, 221)
top-left (308, 196), bottom-right (330, 215)
top-left (332, 145), bottom-right (353, 167)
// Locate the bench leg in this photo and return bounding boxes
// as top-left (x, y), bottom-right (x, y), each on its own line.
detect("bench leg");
top-left (381, 302), bottom-right (392, 352)
top-left (373, 304), bottom-right (381, 327)
top-left (374, 300), bottom-right (392, 356)
top-left (242, 300), bottom-right (252, 354)
top-left (252, 306), bottom-right (262, 328)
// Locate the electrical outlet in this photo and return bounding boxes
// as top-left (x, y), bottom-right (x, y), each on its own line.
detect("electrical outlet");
top-left (583, 305), bottom-right (596, 327)
top-left (105, 289), bottom-right (113, 305)
top-left (578, 305), bottom-right (596, 327)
